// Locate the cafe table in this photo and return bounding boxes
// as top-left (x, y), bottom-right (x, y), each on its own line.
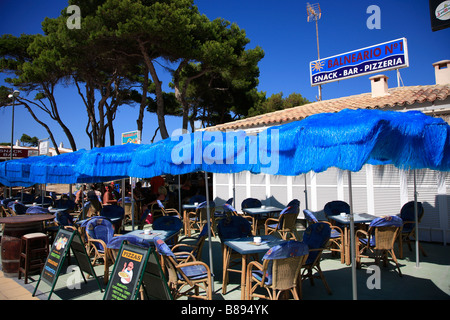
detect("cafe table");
top-left (182, 204), bottom-right (197, 235)
top-left (223, 234), bottom-right (287, 299)
top-left (242, 206), bottom-right (284, 235)
top-left (107, 228), bottom-right (180, 252)
top-left (328, 213), bottom-right (377, 265)
top-left (0, 214), bottom-right (55, 276)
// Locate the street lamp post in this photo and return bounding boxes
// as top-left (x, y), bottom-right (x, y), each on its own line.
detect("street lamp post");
top-left (8, 90), bottom-right (20, 198)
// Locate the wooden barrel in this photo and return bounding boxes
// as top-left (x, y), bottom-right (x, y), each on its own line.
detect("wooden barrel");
top-left (1, 222), bottom-right (43, 277)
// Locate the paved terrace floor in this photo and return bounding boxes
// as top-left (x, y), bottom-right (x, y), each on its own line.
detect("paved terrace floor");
top-left (1, 223), bottom-right (449, 301)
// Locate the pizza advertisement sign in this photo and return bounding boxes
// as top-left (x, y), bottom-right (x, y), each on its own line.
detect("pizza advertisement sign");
top-left (104, 243), bottom-right (172, 300)
top-left (104, 246), bottom-right (147, 300)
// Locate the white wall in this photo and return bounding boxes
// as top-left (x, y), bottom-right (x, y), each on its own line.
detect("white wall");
top-left (213, 165), bottom-right (450, 244)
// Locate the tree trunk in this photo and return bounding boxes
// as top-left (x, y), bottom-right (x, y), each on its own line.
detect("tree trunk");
top-left (138, 39), bottom-right (169, 139)
top-left (137, 65), bottom-right (149, 134)
top-left (19, 99), bottom-right (60, 155)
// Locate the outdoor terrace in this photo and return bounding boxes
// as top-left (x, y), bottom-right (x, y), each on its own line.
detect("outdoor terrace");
top-left (1, 222), bottom-right (449, 301)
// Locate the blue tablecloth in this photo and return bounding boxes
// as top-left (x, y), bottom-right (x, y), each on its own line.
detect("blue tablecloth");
top-left (107, 229), bottom-right (179, 249)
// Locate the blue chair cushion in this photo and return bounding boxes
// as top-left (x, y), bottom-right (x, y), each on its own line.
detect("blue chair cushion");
top-left (256, 241), bottom-right (308, 285)
top-left (10, 202), bottom-right (27, 214)
top-left (400, 201), bottom-right (423, 233)
top-left (154, 236), bottom-right (175, 258)
top-left (241, 198), bottom-right (262, 209)
top-left (330, 229), bottom-right (341, 238)
top-left (55, 210), bottom-right (74, 226)
top-left (108, 235), bottom-right (150, 250)
top-left (359, 237), bottom-right (376, 247)
top-left (303, 209), bottom-right (319, 223)
top-left (26, 206), bottom-right (50, 214)
top-left (217, 216), bottom-right (252, 240)
top-left (179, 264), bottom-right (209, 281)
top-left (153, 216), bottom-right (183, 231)
top-left (251, 269), bottom-right (272, 285)
top-left (263, 240), bottom-right (309, 260)
top-left (86, 218), bottom-right (114, 252)
top-left (324, 201), bottom-right (350, 216)
top-left (369, 216), bottom-right (403, 228)
top-left (189, 195), bottom-right (206, 204)
top-left (223, 203), bottom-right (237, 213)
top-left (101, 205), bottom-right (125, 223)
top-left (302, 223), bottom-right (331, 265)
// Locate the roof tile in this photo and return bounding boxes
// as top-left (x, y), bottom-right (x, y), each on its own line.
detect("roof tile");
top-left (206, 84), bottom-right (450, 131)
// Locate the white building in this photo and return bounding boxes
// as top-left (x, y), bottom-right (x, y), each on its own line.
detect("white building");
top-left (206, 60), bottom-right (450, 244)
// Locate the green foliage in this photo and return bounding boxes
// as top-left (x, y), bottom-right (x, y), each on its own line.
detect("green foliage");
top-left (0, 0), bottom-right (309, 145)
top-left (20, 134), bottom-right (39, 147)
top-left (247, 92), bottom-right (310, 117)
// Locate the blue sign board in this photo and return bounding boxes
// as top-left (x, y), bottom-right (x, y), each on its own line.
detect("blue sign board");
top-left (310, 38), bottom-right (409, 86)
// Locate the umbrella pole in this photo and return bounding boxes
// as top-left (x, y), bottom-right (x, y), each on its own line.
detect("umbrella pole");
top-left (414, 170), bottom-right (420, 268)
top-left (348, 171), bottom-right (357, 300)
top-left (178, 175), bottom-right (181, 215)
top-left (233, 173), bottom-right (236, 207)
top-left (121, 179), bottom-right (125, 209)
top-left (304, 173), bottom-right (308, 210)
top-left (204, 171), bottom-right (215, 292)
top-left (131, 178), bottom-right (135, 231)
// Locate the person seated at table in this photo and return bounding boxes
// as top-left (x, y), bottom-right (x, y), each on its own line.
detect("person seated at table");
top-left (133, 181), bottom-right (145, 217)
top-left (103, 185), bottom-right (117, 206)
top-left (75, 184), bottom-right (86, 210)
top-left (150, 175), bottom-right (165, 198)
top-left (142, 186), bottom-right (168, 222)
top-left (86, 184), bottom-right (102, 202)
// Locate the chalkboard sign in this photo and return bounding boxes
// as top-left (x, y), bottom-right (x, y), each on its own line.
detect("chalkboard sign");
top-left (104, 242), bottom-right (172, 300)
top-left (140, 249), bottom-right (173, 300)
top-left (33, 227), bottom-right (102, 300)
top-left (41, 228), bottom-right (72, 286)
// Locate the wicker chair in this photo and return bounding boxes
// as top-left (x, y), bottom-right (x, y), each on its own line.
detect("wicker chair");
top-left (241, 198), bottom-right (263, 235)
top-left (85, 217), bottom-right (117, 284)
top-left (171, 225), bottom-right (208, 263)
top-left (152, 215), bottom-right (183, 246)
top-left (304, 209), bottom-right (344, 264)
top-left (157, 200), bottom-right (182, 219)
top-left (356, 215), bottom-right (403, 276)
top-left (265, 200), bottom-right (300, 240)
top-left (324, 201), bottom-right (350, 263)
top-left (154, 236), bottom-right (212, 300)
top-left (397, 201), bottom-right (427, 259)
top-left (301, 222), bottom-right (332, 295)
top-left (223, 203), bottom-right (255, 233)
top-left (186, 201), bottom-right (215, 237)
top-left (247, 240), bottom-right (309, 300)
top-left (9, 201), bottom-right (27, 215)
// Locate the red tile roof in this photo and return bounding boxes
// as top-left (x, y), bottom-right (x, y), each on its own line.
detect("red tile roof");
top-left (205, 84), bottom-right (450, 131)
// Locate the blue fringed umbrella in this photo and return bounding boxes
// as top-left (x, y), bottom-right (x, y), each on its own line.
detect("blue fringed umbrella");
top-left (29, 150), bottom-right (86, 184)
top-left (128, 130), bottom-right (258, 178)
top-left (0, 155), bottom-right (48, 187)
top-left (75, 143), bottom-right (146, 179)
top-left (255, 108), bottom-right (450, 300)
top-left (259, 108), bottom-right (450, 175)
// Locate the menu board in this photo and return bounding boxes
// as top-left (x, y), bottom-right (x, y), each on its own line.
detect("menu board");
top-left (41, 228), bottom-right (72, 286)
top-left (104, 243), bottom-right (172, 300)
top-left (33, 228), bottom-right (102, 300)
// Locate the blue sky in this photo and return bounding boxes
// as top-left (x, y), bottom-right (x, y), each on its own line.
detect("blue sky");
top-left (1, 0), bottom-right (449, 151)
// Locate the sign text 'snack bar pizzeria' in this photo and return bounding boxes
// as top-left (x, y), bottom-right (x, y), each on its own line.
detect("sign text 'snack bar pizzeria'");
top-left (310, 38), bottom-right (409, 86)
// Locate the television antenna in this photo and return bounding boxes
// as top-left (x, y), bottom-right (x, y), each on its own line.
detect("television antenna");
top-left (307, 3), bottom-right (322, 100)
